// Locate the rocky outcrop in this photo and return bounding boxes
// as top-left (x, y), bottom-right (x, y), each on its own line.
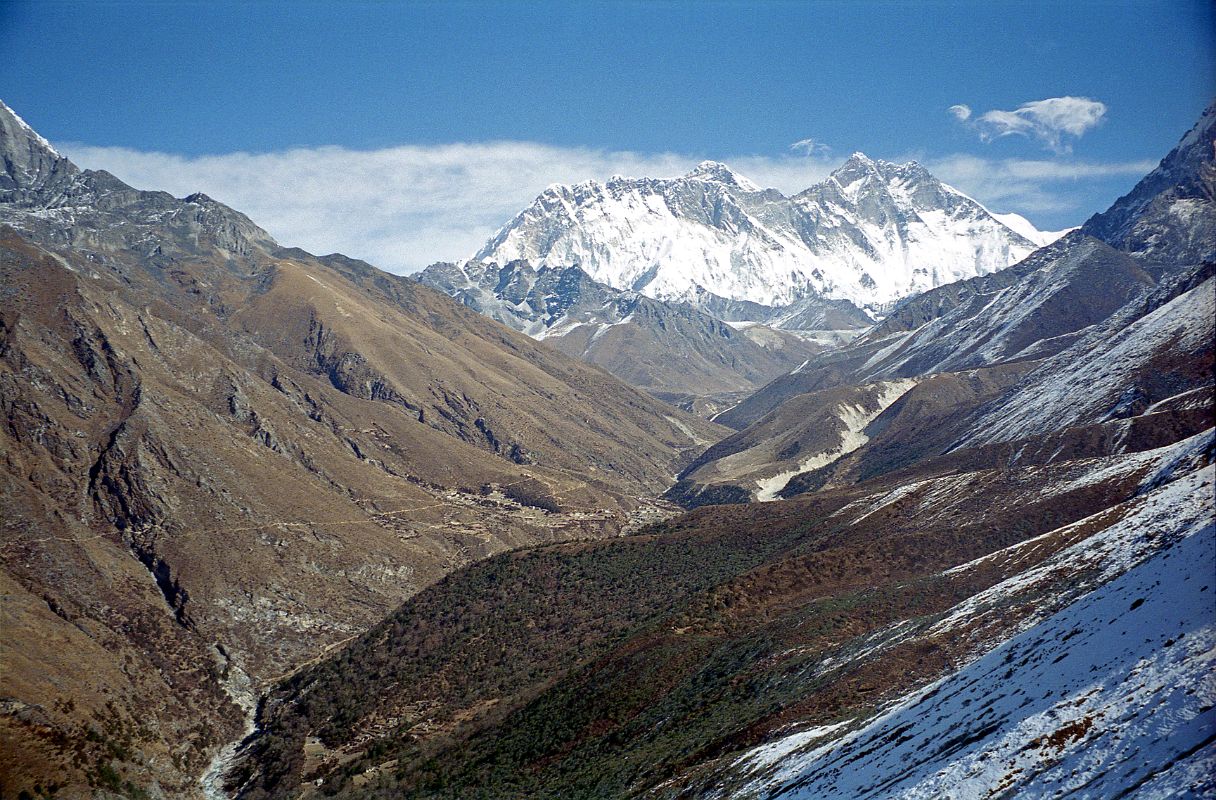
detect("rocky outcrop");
top-left (1083, 101), bottom-right (1215, 265)
top-left (417, 259), bottom-right (827, 403)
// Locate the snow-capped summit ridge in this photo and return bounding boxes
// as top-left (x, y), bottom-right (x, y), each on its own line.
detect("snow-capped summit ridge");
top-left (689, 159), bottom-right (732, 174)
top-left (0, 98), bottom-right (60, 157)
top-left (683, 159), bottom-right (763, 192)
top-left (476, 154), bottom-right (1053, 313)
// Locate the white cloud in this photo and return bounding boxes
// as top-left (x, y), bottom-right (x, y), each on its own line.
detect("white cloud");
top-left (57, 138), bottom-right (1151, 271)
top-left (927, 153), bottom-right (1155, 215)
top-left (951, 96), bottom-right (1108, 153)
top-left (789, 137), bottom-right (832, 157)
top-left (724, 155), bottom-right (835, 195)
top-left (58, 141), bottom-right (834, 272)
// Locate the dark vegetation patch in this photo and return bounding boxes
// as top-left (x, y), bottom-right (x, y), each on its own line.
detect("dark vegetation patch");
top-left (663, 479), bottom-right (752, 509)
top-left (233, 461), bottom-right (1142, 799)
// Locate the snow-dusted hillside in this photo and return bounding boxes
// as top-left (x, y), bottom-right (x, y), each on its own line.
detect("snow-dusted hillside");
top-left (475, 155), bottom-right (1048, 313)
top-left (731, 454), bottom-right (1215, 800)
top-left (960, 272), bottom-right (1216, 447)
top-left (1083, 102), bottom-right (1216, 265)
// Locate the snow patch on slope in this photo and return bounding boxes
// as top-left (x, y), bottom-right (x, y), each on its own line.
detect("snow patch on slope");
top-left (737, 463), bottom-right (1216, 799)
top-left (754, 379), bottom-right (917, 501)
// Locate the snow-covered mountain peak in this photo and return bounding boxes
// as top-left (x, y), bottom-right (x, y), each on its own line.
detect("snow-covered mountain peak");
top-left (809, 155), bottom-right (954, 219)
top-left (831, 152), bottom-right (926, 180)
top-left (829, 152), bottom-right (881, 185)
top-left (0, 99), bottom-right (60, 158)
top-left (685, 160), bottom-right (763, 192)
top-left (476, 152), bottom-right (1052, 313)
top-left (687, 159), bottom-right (732, 177)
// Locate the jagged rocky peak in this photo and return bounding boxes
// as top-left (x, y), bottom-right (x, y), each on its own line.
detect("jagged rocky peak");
top-left (805, 152), bottom-right (975, 219)
top-left (1, 99), bottom-right (277, 257)
top-left (834, 151), bottom-right (927, 176)
top-left (1081, 101), bottom-right (1215, 264)
top-left (824, 151), bottom-right (926, 188)
top-left (830, 151), bottom-right (882, 179)
top-left (0, 99), bottom-right (79, 205)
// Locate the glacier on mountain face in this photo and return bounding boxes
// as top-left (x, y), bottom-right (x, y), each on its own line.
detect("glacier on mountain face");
top-left (476, 155), bottom-right (1051, 314)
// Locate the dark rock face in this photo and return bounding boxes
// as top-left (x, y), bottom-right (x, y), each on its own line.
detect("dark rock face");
top-left (0, 101), bottom-right (80, 206)
top-left (416, 259), bottom-right (827, 401)
top-left (1083, 102), bottom-right (1215, 265)
top-left (1, 103), bottom-right (277, 270)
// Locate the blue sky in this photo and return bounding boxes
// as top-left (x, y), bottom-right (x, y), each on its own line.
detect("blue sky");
top-left (1, 0), bottom-right (1212, 271)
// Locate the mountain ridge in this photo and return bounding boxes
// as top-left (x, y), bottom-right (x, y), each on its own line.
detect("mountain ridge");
top-left (475, 152), bottom-right (1060, 314)
top-left (415, 258), bottom-right (839, 407)
top-left (669, 101), bottom-right (1214, 505)
top-left (226, 103), bottom-right (1215, 800)
top-left (0, 99), bottom-right (724, 799)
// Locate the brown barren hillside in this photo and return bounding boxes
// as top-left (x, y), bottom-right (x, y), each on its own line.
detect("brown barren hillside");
top-left (0, 100), bottom-right (722, 799)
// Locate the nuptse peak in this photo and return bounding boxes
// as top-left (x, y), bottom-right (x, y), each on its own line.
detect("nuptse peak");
top-left (476, 151), bottom-right (1066, 315)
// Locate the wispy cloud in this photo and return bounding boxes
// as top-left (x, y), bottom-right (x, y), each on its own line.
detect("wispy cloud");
top-left (951, 96), bottom-right (1108, 153)
top-left (948, 104), bottom-right (972, 122)
top-left (58, 139), bottom-right (1149, 271)
top-left (58, 141), bottom-right (834, 272)
top-left (927, 153), bottom-right (1154, 215)
top-left (789, 137), bottom-right (832, 157)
